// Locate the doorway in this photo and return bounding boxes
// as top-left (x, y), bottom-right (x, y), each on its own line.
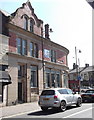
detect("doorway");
top-left (18, 82), bottom-right (22, 102)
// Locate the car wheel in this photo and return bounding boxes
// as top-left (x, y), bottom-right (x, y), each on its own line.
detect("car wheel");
top-left (76, 98), bottom-right (82, 107)
top-left (41, 107), bottom-right (48, 111)
top-left (60, 101), bottom-right (66, 112)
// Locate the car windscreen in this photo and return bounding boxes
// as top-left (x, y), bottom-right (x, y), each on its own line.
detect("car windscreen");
top-left (41, 90), bottom-right (55, 95)
top-left (85, 90), bottom-right (94, 93)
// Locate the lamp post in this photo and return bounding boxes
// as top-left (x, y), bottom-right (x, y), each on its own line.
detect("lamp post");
top-left (75, 46), bottom-right (81, 93)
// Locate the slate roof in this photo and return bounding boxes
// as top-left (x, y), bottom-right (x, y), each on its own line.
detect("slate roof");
top-left (69, 66), bottom-right (94, 74)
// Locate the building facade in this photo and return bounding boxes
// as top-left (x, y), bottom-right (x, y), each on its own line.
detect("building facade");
top-left (0, 1), bottom-right (69, 106)
top-left (69, 64), bottom-right (94, 92)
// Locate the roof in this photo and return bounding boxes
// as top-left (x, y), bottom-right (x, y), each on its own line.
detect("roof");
top-left (69, 66), bottom-right (94, 74)
top-left (69, 67), bottom-right (84, 73)
top-left (10, 1), bottom-right (43, 24)
top-left (0, 9), bottom-right (10, 16)
top-left (81, 66), bottom-right (94, 73)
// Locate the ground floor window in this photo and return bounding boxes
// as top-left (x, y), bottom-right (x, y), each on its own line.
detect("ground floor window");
top-left (45, 73), bottom-right (50, 88)
top-left (51, 74), bottom-right (55, 87)
top-left (45, 68), bottom-right (61, 88)
top-left (63, 73), bottom-right (68, 88)
top-left (30, 66), bottom-right (38, 88)
top-left (18, 64), bottom-right (26, 78)
top-left (56, 74), bottom-right (60, 87)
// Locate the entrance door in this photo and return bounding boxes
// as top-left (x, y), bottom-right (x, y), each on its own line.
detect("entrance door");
top-left (18, 82), bottom-right (22, 102)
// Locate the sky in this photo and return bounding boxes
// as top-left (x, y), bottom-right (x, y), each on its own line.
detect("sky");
top-left (0, 0), bottom-right (92, 69)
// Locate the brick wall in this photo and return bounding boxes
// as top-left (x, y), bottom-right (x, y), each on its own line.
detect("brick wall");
top-left (56, 49), bottom-right (66, 65)
top-left (43, 44), bottom-right (67, 65)
top-left (9, 32), bottom-right (16, 53)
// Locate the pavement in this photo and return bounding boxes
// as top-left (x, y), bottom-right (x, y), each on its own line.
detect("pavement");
top-left (0, 101), bottom-right (40, 119)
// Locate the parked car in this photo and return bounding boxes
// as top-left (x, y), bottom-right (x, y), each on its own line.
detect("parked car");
top-left (81, 89), bottom-right (94, 103)
top-left (80, 86), bottom-right (93, 93)
top-left (38, 88), bottom-right (82, 112)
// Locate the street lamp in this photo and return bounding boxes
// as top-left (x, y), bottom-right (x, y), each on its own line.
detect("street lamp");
top-left (75, 46), bottom-right (81, 93)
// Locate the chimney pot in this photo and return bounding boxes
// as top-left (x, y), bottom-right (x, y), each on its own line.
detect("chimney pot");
top-left (85, 64), bottom-right (89, 67)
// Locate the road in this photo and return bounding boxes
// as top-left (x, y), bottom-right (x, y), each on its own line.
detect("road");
top-left (3, 103), bottom-right (94, 119)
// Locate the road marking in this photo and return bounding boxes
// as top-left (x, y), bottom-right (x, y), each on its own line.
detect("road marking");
top-left (2, 109), bottom-right (40, 119)
top-left (63, 107), bottom-right (94, 118)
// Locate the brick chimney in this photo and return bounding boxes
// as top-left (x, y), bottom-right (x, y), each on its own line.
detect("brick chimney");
top-left (73, 63), bottom-right (78, 69)
top-left (85, 64), bottom-right (89, 67)
top-left (45, 24), bottom-right (49, 39)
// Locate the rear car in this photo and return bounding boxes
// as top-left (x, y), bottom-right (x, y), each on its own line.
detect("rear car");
top-left (81, 89), bottom-right (94, 103)
top-left (38, 88), bottom-right (82, 112)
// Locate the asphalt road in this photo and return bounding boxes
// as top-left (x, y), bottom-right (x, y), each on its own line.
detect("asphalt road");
top-left (3, 103), bottom-right (94, 119)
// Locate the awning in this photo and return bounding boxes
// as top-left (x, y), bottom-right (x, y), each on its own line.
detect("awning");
top-left (0, 71), bottom-right (11, 85)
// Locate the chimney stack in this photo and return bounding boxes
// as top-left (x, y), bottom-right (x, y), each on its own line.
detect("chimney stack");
top-left (85, 64), bottom-right (89, 67)
top-left (73, 63), bottom-right (78, 69)
top-left (45, 24), bottom-right (49, 39)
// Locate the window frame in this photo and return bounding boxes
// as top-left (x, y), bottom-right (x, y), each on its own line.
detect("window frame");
top-left (30, 65), bottom-right (38, 88)
top-left (30, 42), bottom-right (38, 58)
top-left (24, 16), bottom-right (28, 30)
top-left (30, 19), bottom-right (34, 32)
top-left (51, 50), bottom-right (56, 62)
top-left (22, 39), bottom-right (27, 55)
top-left (17, 38), bottom-right (27, 55)
top-left (17, 38), bottom-right (21, 54)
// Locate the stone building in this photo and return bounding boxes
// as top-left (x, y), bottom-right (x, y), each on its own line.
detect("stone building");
top-left (0, 1), bottom-right (69, 106)
top-left (69, 64), bottom-right (94, 92)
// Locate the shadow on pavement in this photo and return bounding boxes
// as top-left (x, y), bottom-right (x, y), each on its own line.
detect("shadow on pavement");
top-left (27, 106), bottom-right (77, 116)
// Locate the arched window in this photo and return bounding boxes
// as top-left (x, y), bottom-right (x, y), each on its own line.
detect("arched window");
top-left (30, 19), bottom-right (34, 32)
top-left (24, 16), bottom-right (28, 30)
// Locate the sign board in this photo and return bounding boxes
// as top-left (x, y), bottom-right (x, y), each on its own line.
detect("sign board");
top-left (44, 49), bottom-right (50, 58)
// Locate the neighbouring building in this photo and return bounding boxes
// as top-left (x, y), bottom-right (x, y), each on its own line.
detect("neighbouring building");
top-left (0, 1), bottom-right (69, 106)
top-left (69, 64), bottom-right (94, 92)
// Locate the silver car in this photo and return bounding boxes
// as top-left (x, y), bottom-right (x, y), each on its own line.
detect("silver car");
top-left (38, 88), bottom-right (82, 111)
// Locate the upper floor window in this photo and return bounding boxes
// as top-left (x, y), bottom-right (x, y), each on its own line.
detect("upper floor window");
top-left (24, 16), bottom-right (28, 30)
top-left (22, 40), bottom-right (27, 55)
top-left (30, 20), bottom-right (34, 32)
top-left (17, 38), bottom-right (27, 55)
top-left (51, 50), bottom-right (56, 62)
top-left (17, 38), bottom-right (21, 54)
top-left (30, 42), bottom-right (33, 56)
top-left (30, 42), bottom-right (38, 58)
top-left (18, 64), bottom-right (26, 78)
top-left (34, 43), bottom-right (38, 58)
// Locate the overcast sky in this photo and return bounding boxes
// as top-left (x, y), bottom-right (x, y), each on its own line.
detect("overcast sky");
top-left (0, 0), bottom-right (92, 69)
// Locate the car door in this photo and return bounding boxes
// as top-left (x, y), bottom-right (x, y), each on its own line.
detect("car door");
top-left (58, 89), bottom-right (71, 105)
top-left (67, 89), bottom-right (74, 104)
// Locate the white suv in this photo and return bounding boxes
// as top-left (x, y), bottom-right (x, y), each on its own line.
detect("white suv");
top-left (38, 88), bottom-right (82, 111)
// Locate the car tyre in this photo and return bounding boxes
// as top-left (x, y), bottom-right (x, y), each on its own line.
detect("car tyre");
top-left (60, 101), bottom-right (66, 112)
top-left (41, 107), bottom-right (48, 111)
top-left (76, 98), bottom-right (82, 107)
